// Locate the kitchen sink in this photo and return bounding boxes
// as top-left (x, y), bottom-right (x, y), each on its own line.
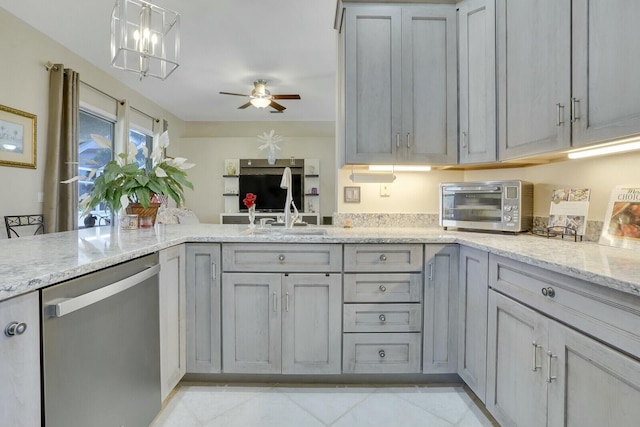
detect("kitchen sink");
top-left (244, 227), bottom-right (328, 236)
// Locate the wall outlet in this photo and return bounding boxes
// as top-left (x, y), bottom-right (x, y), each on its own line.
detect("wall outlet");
top-left (380, 184), bottom-right (391, 197)
top-left (37, 192), bottom-right (44, 203)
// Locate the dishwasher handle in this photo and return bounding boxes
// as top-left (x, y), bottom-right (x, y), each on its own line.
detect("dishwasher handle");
top-left (47, 264), bottom-right (160, 318)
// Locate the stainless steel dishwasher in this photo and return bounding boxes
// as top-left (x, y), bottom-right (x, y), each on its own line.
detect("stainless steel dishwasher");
top-left (41, 254), bottom-right (161, 427)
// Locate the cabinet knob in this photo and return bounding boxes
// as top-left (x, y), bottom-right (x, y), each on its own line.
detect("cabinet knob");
top-left (541, 287), bottom-right (556, 298)
top-left (379, 285), bottom-right (387, 292)
top-left (379, 254), bottom-right (387, 262)
top-left (4, 321), bottom-right (27, 337)
top-left (379, 314), bottom-right (386, 322)
top-left (378, 350), bottom-right (386, 358)
top-left (278, 254), bottom-right (286, 262)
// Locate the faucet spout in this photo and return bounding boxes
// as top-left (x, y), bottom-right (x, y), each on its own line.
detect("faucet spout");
top-left (280, 167), bottom-right (297, 228)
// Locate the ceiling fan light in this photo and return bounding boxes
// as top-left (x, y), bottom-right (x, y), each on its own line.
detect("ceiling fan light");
top-left (250, 97), bottom-right (271, 109)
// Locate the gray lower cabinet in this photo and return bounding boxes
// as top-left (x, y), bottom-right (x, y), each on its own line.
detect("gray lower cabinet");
top-left (0, 292), bottom-right (40, 427)
top-left (159, 245), bottom-right (187, 400)
top-left (423, 244), bottom-right (458, 374)
top-left (185, 243), bottom-right (221, 373)
top-left (488, 253), bottom-right (640, 426)
top-left (457, 246), bottom-right (489, 402)
top-left (343, 243), bottom-right (424, 374)
top-left (222, 272), bottom-right (342, 375)
top-left (487, 290), bottom-right (640, 427)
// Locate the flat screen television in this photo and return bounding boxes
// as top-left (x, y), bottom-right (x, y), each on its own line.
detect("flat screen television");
top-left (238, 174), bottom-right (303, 212)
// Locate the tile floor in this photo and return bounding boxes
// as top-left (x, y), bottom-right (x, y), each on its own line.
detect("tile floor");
top-left (150, 383), bottom-right (499, 427)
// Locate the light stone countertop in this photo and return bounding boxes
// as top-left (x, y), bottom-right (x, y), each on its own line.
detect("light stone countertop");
top-left (1, 224), bottom-right (639, 302)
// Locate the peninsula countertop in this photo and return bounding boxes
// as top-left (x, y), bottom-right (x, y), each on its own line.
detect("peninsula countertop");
top-left (1, 224), bottom-right (639, 302)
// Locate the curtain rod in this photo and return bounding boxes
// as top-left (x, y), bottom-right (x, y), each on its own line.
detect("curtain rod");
top-left (45, 61), bottom-right (159, 123)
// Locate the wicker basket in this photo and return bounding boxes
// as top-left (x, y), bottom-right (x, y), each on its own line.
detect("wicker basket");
top-left (125, 203), bottom-right (161, 226)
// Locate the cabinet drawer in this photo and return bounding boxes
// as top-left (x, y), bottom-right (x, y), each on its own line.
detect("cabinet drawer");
top-left (343, 333), bottom-right (421, 373)
top-left (344, 273), bottom-right (422, 303)
top-left (344, 244), bottom-right (423, 272)
top-left (344, 304), bottom-right (422, 333)
top-left (490, 254), bottom-right (640, 359)
top-left (222, 243), bottom-right (342, 272)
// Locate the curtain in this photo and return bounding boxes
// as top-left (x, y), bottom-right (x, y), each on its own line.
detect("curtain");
top-left (43, 64), bottom-right (79, 233)
top-left (115, 99), bottom-right (130, 156)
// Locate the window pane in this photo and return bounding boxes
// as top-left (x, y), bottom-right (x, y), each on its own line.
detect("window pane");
top-left (130, 128), bottom-right (153, 172)
top-left (78, 110), bottom-right (114, 227)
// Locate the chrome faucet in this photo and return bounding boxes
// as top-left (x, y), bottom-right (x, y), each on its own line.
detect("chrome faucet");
top-left (280, 167), bottom-right (299, 228)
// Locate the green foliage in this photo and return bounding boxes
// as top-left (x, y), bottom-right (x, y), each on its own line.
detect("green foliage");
top-left (80, 158), bottom-right (194, 215)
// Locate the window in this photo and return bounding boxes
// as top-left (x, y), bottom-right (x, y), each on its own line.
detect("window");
top-left (129, 128), bottom-right (153, 172)
top-left (78, 110), bottom-right (114, 227)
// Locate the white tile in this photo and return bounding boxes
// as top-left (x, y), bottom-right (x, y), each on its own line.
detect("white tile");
top-left (202, 391), bottom-right (326, 427)
top-left (178, 385), bottom-right (270, 425)
top-left (278, 386), bottom-right (374, 425)
top-left (389, 385), bottom-right (474, 424)
top-left (150, 398), bottom-right (202, 427)
top-left (331, 392), bottom-right (455, 427)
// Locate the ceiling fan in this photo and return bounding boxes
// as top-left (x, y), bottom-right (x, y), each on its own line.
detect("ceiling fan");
top-left (219, 80), bottom-right (301, 113)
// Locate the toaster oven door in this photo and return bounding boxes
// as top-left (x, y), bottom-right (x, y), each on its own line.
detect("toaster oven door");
top-left (441, 186), bottom-right (503, 225)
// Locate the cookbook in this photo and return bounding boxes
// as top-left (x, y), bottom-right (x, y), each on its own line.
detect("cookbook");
top-left (599, 185), bottom-right (640, 248)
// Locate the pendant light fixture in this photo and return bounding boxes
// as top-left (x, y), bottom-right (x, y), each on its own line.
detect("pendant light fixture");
top-left (111, 0), bottom-right (180, 81)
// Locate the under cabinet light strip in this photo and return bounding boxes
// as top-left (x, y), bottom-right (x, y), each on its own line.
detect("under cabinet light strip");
top-left (368, 165), bottom-right (432, 172)
top-left (568, 138), bottom-right (640, 159)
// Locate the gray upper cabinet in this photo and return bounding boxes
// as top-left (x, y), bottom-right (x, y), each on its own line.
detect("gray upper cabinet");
top-left (571, 0), bottom-right (640, 147)
top-left (497, 0), bottom-right (571, 160)
top-left (457, 0), bottom-right (497, 164)
top-left (341, 4), bottom-right (457, 165)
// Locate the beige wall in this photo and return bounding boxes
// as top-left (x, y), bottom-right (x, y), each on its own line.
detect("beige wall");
top-left (334, 150), bottom-right (639, 223)
top-left (180, 121), bottom-right (336, 223)
top-left (0, 8), bottom-right (185, 238)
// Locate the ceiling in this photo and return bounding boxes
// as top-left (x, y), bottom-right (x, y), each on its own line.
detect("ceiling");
top-left (0, 0), bottom-right (338, 122)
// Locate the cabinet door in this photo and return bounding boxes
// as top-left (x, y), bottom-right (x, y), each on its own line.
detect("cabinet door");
top-left (457, 246), bottom-right (488, 402)
top-left (572, 0), bottom-right (640, 147)
top-left (547, 319), bottom-right (640, 427)
top-left (281, 274), bottom-right (342, 375)
top-left (423, 244), bottom-right (458, 374)
top-left (344, 5), bottom-right (402, 164)
top-left (159, 245), bottom-right (186, 400)
top-left (497, 0), bottom-right (571, 159)
top-left (186, 244), bottom-right (221, 373)
top-left (0, 292), bottom-right (40, 427)
top-left (486, 291), bottom-right (548, 427)
top-left (401, 5), bottom-right (457, 164)
top-left (458, 0), bottom-right (496, 164)
top-left (222, 273), bottom-right (282, 374)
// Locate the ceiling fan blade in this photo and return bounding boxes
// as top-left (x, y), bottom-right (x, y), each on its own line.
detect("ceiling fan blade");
top-left (272, 94), bottom-right (301, 100)
top-left (238, 102), bottom-right (252, 109)
top-left (269, 101), bottom-right (286, 112)
top-left (220, 91), bottom-right (250, 97)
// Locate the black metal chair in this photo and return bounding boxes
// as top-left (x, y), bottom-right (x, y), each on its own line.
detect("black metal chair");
top-left (4, 214), bottom-right (45, 238)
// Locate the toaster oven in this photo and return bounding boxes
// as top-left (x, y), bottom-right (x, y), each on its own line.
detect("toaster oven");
top-left (439, 180), bottom-right (534, 232)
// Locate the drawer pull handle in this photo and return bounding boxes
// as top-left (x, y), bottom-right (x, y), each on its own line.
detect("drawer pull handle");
top-left (532, 341), bottom-right (542, 372)
top-left (278, 254), bottom-right (286, 262)
top-left (379, 314), bottom-right (386, 322)
top-left (379, 254), bottom-right (387, 262)
top-left (379, 350), bottom-right (386, 358)
top-left (4, 321), bottom-right (27, 337)
top-left (541, 287), bottom-right (556, 298)
top-left (379, 285), bottom-right (387, 292)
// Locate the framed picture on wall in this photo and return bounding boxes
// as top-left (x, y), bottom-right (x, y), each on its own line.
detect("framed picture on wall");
top-left (0, 104), bottom-right (37, 169)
